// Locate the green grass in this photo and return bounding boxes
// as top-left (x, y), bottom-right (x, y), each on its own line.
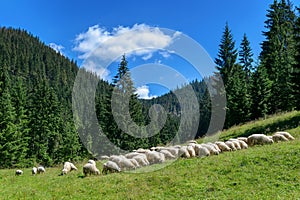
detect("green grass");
top-left (1, 113), bottom-right (300, 199)
top-left (199, 110), bottom-right (300, 143)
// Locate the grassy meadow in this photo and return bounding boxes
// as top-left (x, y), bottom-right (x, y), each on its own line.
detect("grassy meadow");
top-left (0, 112), bottom-right (299, 199)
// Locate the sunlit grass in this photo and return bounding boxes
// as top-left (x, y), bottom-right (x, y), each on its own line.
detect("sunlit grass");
top-left (1, 112), bottom-right (299, 199)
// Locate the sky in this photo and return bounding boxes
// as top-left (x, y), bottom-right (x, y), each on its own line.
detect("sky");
top-left (1, 0), bottom-right (300, 98)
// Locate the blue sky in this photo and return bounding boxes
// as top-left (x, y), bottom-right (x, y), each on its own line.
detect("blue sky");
top-left (1, 0), bottom-right (300, 98)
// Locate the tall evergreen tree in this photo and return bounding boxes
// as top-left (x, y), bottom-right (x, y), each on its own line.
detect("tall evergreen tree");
top-left (292, 7), bottom-right (300, 109)
top-left (260, 0), bottom-right (297, 112)
top-left (251, 64), bottom-right (272, 119)
top-left (215, 23), bottom-right (238, 84)
top-left (111, 55), bottom-right (146, 150)
top-left (0, 64), bottom-right (28, 168)
top-left (215, 23), bottom-right (250, 127)
top-left (239, 34), bottom-right (254, 79)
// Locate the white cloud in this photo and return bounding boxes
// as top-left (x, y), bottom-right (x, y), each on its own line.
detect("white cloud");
top-left (49, 43), bottom-right (64, 54)
top-left (135, 85), bottom-right (157, 99)
top-left (73, 24), bottom-right (180, 79)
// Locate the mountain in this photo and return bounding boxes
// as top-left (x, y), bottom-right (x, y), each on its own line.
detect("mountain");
top-left (0, 27), bottom-right (90, 167)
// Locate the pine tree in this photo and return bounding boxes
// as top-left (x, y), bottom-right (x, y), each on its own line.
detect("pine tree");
top-left (225, 64), bottom-right (250, 126)
top-left (239, 34), bottom-right (254, 79)
top-left (251, 64), bottom-right (272, 119)
top-left (215, 23), bottom-right (250, 127)
top-left (215, 23), bottom-right (238, 84)
top-left (111, 55), bottom-right (146, 150)
top-left (0, 64), bottom-right (28, 168)
top-left (260, 0), bottom-right (297, 112)
top-left (292, 7), bottom-right (300, 109)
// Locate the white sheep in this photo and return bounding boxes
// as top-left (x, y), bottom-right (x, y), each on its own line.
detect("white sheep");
top-left (225, 141), bottom-right (237, 151)
top-left (37, 166), bottom-right (46, 174)
top-left (145, 150), bottom-right (165, 164)
top-left (61, 162), bottom-right (78, 175)
top-left (88, 159), bottom-right (96, 166)
top-left (237, 140), bottom-right (248, 149)
top-left (187, 140), bottom-right (198, 144)
top-left (102, 161), bottom-right (121, 174)
top-left (194, 144), bottom-right (210, 158)
top-left (163, 147), bottom-right (180, 158)
top-left (272, 133), bottom-right (289, 142)
top-left (228, 139), bottom-right (242, 150)
top-left (201, 143), bottom-right (219, 155)
top-left (207, 143), bottom-right (221, 153)
top-left (100, 155), bottom-right (110, 160)
top-left (83, 163), bottom-right (100, 176)
top-left (215, 141), bottom-right (231, 152)
top-left (132, 155), bottom-right (150, 167)
top-left (247, 134), bottom-right (274, 146)
top-left (15, 169), bottom-right (23, 176)
top-left (237, 137), bottom-right (248, 143)
top-left (275, 132), bottom-right (295, 140)
top-left (187, 145), bottom-right (196, 157)
top-left (179, 146), bottom-right (191, 158)
top-left (136, 148), bottom-right (148, 153)
top-left (159, 149), bottom-right (177, 160)
top-left (125, 152), bottom-right (142, 159)
top-left (117, 157), bottom-right (137, 171)
top-left (128, 158), bottom-right (140, 168)
top-left (32, 167), bottom-right (37, 175)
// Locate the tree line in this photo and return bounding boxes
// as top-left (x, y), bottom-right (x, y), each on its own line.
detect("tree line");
top-left (215, 0), bottom-right (300, 128)
top-left (0, 0), bottom-right (299, 168)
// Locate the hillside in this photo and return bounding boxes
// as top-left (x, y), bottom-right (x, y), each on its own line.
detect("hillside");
top-left (0, 113), bottom-right (299, 199)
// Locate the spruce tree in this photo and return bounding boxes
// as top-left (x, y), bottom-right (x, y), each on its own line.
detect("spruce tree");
top-left (292, 7), bottom-right (300, 109)
top-left (215, 23), bottom-right (238, 84)
top-left (0, 64), bottom-right (28, 168)
top-left (251, 64), bottom-right (272, 119)
top-left (260, 0), bottom-right (297, 113)
top-left (239, 34), bottom-right (254, 79)
top-left (111, 55), bottom-right (146, 150)
top-left (215, 23), bottom-right (250, 127)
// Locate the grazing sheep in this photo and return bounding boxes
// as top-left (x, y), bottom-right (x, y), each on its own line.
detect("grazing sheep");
top-left (61, 162), bottom-right (78, 175)
top-left (159, 149), bottom-right (176, 160)
top-left (145, 150), bottom-right (165, 164)
top-left (237, 137), bottom-right (248, 143)
top-left (125, 152), bottom-right (142, 159)
top-left (187, 140), bottom-right (198, 144)
top-left (247, 134), bottom-right (274, 146)
top-left (117, 158), bottom-right (137, 171)
top-left (128, 158), bottom-right (140, 168)
top-left (207, 143), bottom-right (221, 153)
top-left (88, 159), bottom-right (96, 166)
top-left (187, 145), bottom-right (196, 157)
top-left (272, 133), bottom-right (289, 142)
top-left (83, 163), bottom-right (100, 176)
top-left (179, 146), bottom-right (191, 158)
top-left (100, 155), bottom-right (110, 160)
top-left (109, 155), bottom-right (127, 165)
top-left (102, 161), bottom-right (121, 174)
top-left (194, 144), bottom-right (210, 158)
top-left (163, 147), bottom-right (180, 158)
top-left (225, 141), bottom-right (237, 151)
top-left (133, 155), bottom-right (150, 167)
top-left (275, 132), bottom-right (295, 140)
top-left (37, 166), bottom-right (46, 174)
top-left (136, 148), bottom-right (148, 153)
top-left (202, 144), bottom-right (219, 155)
top-left (228, 139), bottom-right (242, 150)
top-left (215, 141), bottom-right (231, 152)
top-left (32, 167), bottom-right (37, 175)
top-left (15, 169), bottom-right (23, 176)
top-left (237, 140), bottom-right (248, 149)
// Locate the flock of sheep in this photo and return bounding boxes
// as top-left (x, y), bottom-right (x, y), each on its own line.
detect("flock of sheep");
top-left (15, 131), bottom-right (295, 176)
